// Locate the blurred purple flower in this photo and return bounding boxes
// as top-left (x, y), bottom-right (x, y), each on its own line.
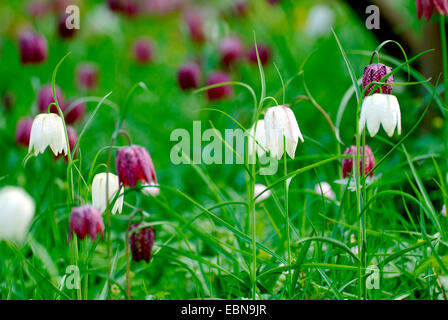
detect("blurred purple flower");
top-left (342, 145), bottom-right (375, 178)
top-left (184, 11), bottom-right (206, 44)
top-left (133, 38), bottom-right (154, 64)
top-left (177, 61), bottom-right (201, 90)
top-left (248, 44), bottom-right (272, 66)
top-left (76, 63), bottom-right (99, 91)
top-left (15, 118), bottom-right (34, 147)
top-left (38, 85), bottom-right (64, 113)
top-left (416, 0), bottom-right (448, 20)
top-left (64, 100), bottom-right (86, 124)
top-left (19, 31), bottom-right (47, 65)
top-left (206, 71), bottom-right (233, 101)
top-left (220, 36), bottom-right (244, 67)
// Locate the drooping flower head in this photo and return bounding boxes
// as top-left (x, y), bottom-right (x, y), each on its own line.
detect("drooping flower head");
top-left (219, 36), bottom-right (244, 67)
top-left (64, 100), bottom-right (86, 124)
top-left (184, 11), bottom-right (206, 43)
top-left (55, 125), bottom-right (78, 161)
top-left (177, 61), bottom-right (201, 90)
top-left (133, 37), bottom-right (154, 64)
top-left (206, 71), bottom-right (233, 101)
top-left (68, 205), bottom-right (104, 241)
top-left (76, 63), bottom-right (99, 91)
top-left (362, 63), bottom-right (394, 97)
top-left (254, 184), bottom-right (272, 203)
top-left (416, 0), bottom-right (448, 20)
top-left (264, 105), bottom-right (304, 160)
top-left (342, 145), bottom-right (375, 178)
top-left (19, 31), bottom-right (47, 65)
top-left (92, 172), bottom-right (124, 215)
top-left (248, 44), bottom-right (272, 66)
top-left (58, 14), bottom-right (77, 39)
top-left (248, 120), bottom-right (268, 158)
top-left (129, 223), bottom-right (155, 263)
top-left (38, 84), bottom-right (64, 114)
top-left (116, 145), bottom-right (158, 195)
top-left (15, 118), bottom-right (34, 147)
top-left (29, 113), bottom-right (67, 156)
top-left (359, 93), bottom-right (401, 137)
top-left (0, 186), bottom-right (35, 243)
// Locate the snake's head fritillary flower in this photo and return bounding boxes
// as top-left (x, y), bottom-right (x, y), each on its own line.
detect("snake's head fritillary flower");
top-left (342, 145), bottom-right (375, 178)
top-left (0, 186), bottom-right (35, 243)
top-left (92, 172), bottom-right (124, 215)
top-left (264, 105), bottom-right (304, 160)
top-left (219, 36), bottom-right (244, 67)
top-left (177, 61), bottom-right (201, 90)
top-left (15, 118), bottom-right (34, 147)
top-left (58, 14), bottom-right (77, 39)
top-left (416, 0), bottom-right (448, 20)
top-left (129, 223), bottom-right (155, 263)
top-left (116, 145), bottom-right (158, 195)
top-left (68, 205), bottom-right (104, 241)
top-left (55, 126), bottom-right (77, 161)
top-left (206, 71), bottom-right (233, 101)
top-left (254, 184), bottom-right (272, 203)
top-left (76, 63), bottom-right (99, 91)
top-left (29, 113), bottom-right (67, 156)
top-left (362, 63), bottom-right (394, 97)
top-left (64, 100), bottom-right (86, 124)
top-left (19, 31), bottom-right (47, 65)
top-left (133, 38), bottom-right (154, 64)
top-left (248, 120), bottom-right (268, 158)
top-left (248, 44), bottom-right (271, 66)
top-left (184, 11), bottom-right (206, 44)
top-left (38, 85), bottom-right (64, 114)
top-left (359, 93), bottom-right (401, 137)
top-left (314, 182), bottom-right (336, 200)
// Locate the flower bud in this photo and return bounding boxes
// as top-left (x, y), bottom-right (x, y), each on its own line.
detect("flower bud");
top-left (362, 63), bottom-right (394, 97)
top-left (133, 38), bottom-right (154, 64)
top-left (248, 44), bottom-right (271, 66)
top-left (19, 31), bottom-right (48, 65)
top-left (68, 205), bottom-right (104, 241)
top-left (219, 36), bottom-right (244, 67)
top-left (116, 145), bottom-right (158, 191)
top-left (92, 172), bottom-right (124, 214)
top-left (76, 63), bottom-right (99, 91)
top-left (129, 223), bottom-right (155, 263)
top-left (342, 145), bottom-right (375, 178)
top-left (0, 186), bottom-right (35, 243)
top-left (64, 100), bottom-right (86, 124)
top-left (38, 85), bottom-right (64, 114)
top-left (206, 71), bottom-right (233, 101)
top-left (15, 118), bottom-right (34, 147)
top-left (177, 62), bottom-right (201, 90)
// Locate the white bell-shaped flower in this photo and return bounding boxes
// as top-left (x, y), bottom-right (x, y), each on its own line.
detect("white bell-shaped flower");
top-left (254, 184), bottom-right (272, 203)
top-left (314, 181), bottom-right (336, 200)
top-left (0, 186), bottom-right (35, 243)
top-left (264, 105), bottom-right (304, 160)
top-left (29, 113), bottom-right (67, 156)
top-left (142, 181), bottom-right (160, 197)
top-left (92, 173), bottom-right (124, 214)
top-left (248, 120), bottom-right (268, 158)
top-left (359, 93), bottom-right (401, 137)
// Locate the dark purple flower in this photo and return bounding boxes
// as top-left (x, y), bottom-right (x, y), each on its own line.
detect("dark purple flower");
top-left (122, 0), bottom-right (139, 17)
top-left (184, 11), bottom-right (206, 44)
top-left (15, 118), bottom-right (34, 147)
top-left (342, 145), bottom-right (375, 178)
top-left (177, 62), bottom-right (201, 90)
top-left (29, 2), bottom-right (51, 18)
top-left (58, 14), bottom-right (77, 39)
top-left (267, 0), bottom-right (280, 5)
top-left (55, 125), bottom-right (78, 161)
top-left (129, 223), bottom-right (155, 263)
top-left (206, 71), bottom-right (233, 101)
top-left (108, 0), bottom-right (123, 12)
top-left (133, 38), bottom-right (154, 64)
top-left (116, 145), bottom-right (157, 189)
top-left (64, 100), bottom-right (86, 124)
top-left (3, 91), bottom-right (14, 112)
top-left (234, 1), bottom-right (248, 17)
top-left (38, 85), bottom-right (64, 113)
top-left (76, 63), bottom-right (99, 91)
top-left (362, 63), bottom-right (394, 97)
top-left (416, 0), bottom-right (448, 20)
top-left (248, 44), bottom-right (272, 66)
top-left (68, 205), bottom-right (104, 241)
top-left (219, 36), bottom-right (244, 67)
top-left (19, 31), bottom-right (48, 65)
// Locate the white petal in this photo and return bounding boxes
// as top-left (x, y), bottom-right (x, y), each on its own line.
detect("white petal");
top-left (380, 96), bottom-right (398, 137)
top-left (361, 95), bottom-right (381, 137)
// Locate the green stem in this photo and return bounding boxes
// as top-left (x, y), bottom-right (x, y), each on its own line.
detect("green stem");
top-left (440, 15), bottom-right (448, 106)
top-left (284, 142), bottom-right (292, 297)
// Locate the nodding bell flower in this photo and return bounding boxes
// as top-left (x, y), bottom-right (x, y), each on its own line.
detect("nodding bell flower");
top-left (15, 118), bottom-right (34, 147)
top-left (129, 223), bottom-right (155, 263)
top-left (55, 125), bottom-right (77, 161)
top-left (359, 93), bottom-right (401, 137)
top-left (0, 186), bottom-right (35, 243)
top-left (177, 61), bottom-right (201, 90)
top-left (248, 44), bottom-right (271, 66)
top-left (184, 11), bottom-right (206, 44)
top-left (64, 100), bottom-right (86, 124)
top-left (38, 84), bottom-right (64, 113)
top-left (19, 31), bottom-right (47, 65)
top-left (133, 38), bottom-right (154, 64)
top-left (314, 182), bottom-right (336, 200)
top-left (76, 63), bottom-right (99, 91)
top-left (362, 63), bottom-right (394, 97)
top-left (29, 113), bottom-right (67, 157)
top-left (68, 206), bottom-right (104, 241)
top-left (342, 145), bottom-right (375, 179)
top-left (58, 14), bottom-right (77, 39)
top-left (219, 36), bottom-right (244, 67)
top-left (264, 105), bottom-right (304, 160)
top-left (92, 173), bottom-right (124, 215)
top-left (206, 71), bottom-right (233, 101)
top-left (254, 184), bottom-right (272, 203)
top-left (248, 120), bottom-right (268, 158)
top-left (116, 145), bottom-right (158, 195)
top-left (416, 0), bottom-right (448, 20)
